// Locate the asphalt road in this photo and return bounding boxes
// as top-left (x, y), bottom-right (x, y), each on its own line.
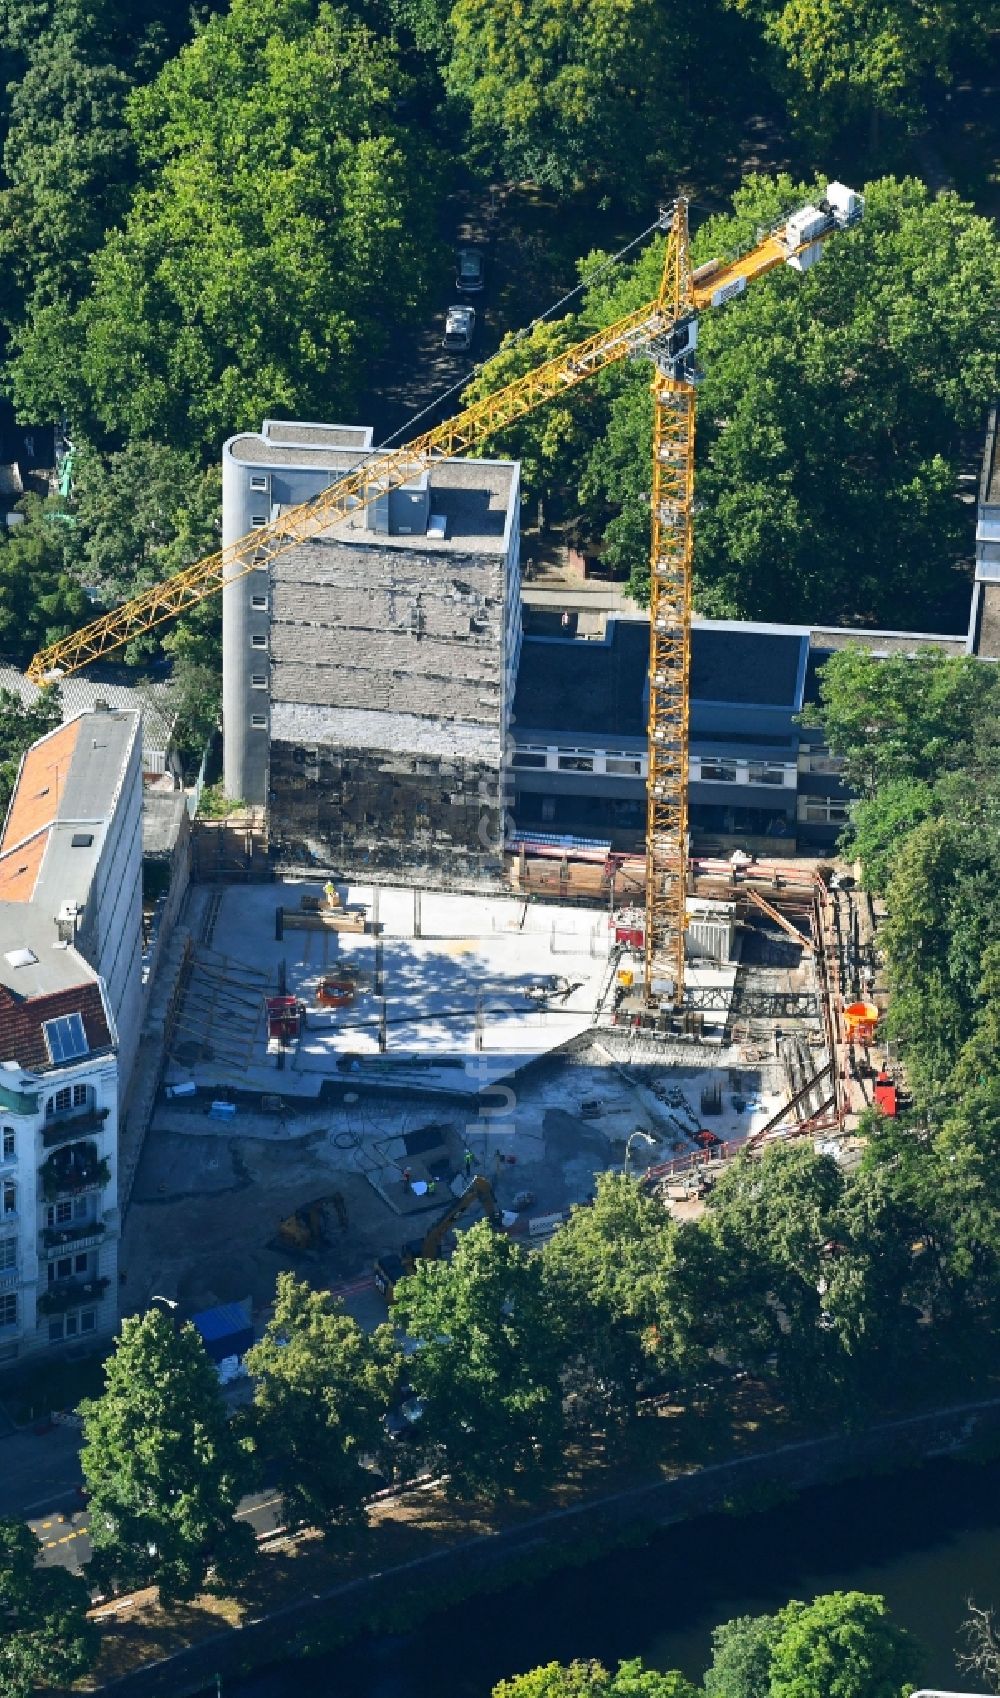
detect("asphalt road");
top-left (29, 1490), bottom-right (287, 1574)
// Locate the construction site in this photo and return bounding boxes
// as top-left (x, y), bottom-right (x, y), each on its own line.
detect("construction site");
top-left (117, 849), bottom-right (894, 1319)
top-left (17, 183), bottom-right (908, 1328)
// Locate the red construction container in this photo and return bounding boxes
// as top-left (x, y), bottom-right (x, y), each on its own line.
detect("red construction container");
top-left (873, 1072), bottom-right (897, 1117)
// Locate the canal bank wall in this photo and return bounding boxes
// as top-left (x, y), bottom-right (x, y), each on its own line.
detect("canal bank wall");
top-left (91, 1391), bottom-right (1000, 1698)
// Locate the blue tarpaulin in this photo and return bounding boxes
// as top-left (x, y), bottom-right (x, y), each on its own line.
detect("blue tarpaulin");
top-left (191, 1298), bottom-right (253, 1364)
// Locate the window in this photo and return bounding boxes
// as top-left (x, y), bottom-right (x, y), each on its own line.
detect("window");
top-left (1, 1181), bottom-right (15, 1219)
top-left (41, 1014), bottom-right (88, 1065)
top-left (251, 634), bottom-right (267, 649)
top-left (70, 832), bottom-right (94, 848)
top-left (1, 1128), bottom-right (13, 1161)
top-left (512, 752), bottom-right (546, 769)
top-left (251, 714), bottom-right (267, 729)
top-left (74, 1253), bottom-right (88, 1275)
top-left (46, 1202), bottom-right (72, 1228)
top-left (700, 760), bottom-right (737, 783)
top-left (0, 1294), bottom-right (15, 1328)
top-left (48, 1309), bottom-right (95, 1344)
top-left (606, 756), bottom-right (642, 775)
top-left (74, 1197), bottom-right (88, 1220)
top-left (557, 755), bottom-right (594, 772)
top-left (46, 1084), bottom-right (87, 1119)
top-left (52, 1257), bottom-right (72, 1282)
top-left (0, 1239), bottom-right (15, 1271)
top-left (748, 762), bottom-right (786, 786)
top-left (801, 797), bottom-right (851, 824)
top-left (251, 514), bottom-right (268, 528)
top-left (251, 595), bottom-right (268, 610)
top-left (250, 475), bottom-right (268, 491)
top-left (251, 675), bottom-right (267, 689)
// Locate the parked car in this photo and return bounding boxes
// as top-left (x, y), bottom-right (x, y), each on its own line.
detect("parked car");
top-left (442, 305), bottom-right (476, 351)
top-left (455, 247), bottom-right (485, 292)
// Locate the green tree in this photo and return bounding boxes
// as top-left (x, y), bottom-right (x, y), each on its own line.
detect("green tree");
top-left (845, 779), bottom-right (935, 896)
top-left (704, 1609), bottom-right (782, 1698)
top-left (0, 24), bottom-right (133, 321)
top-left (0, 685), bottom-right (61, 819)
top-left (80, 1308), bottom-right (254, 1601)
top-left (768, 1591), bottom-right (917, 1698)
top-left (0, 498), bottom-right (90, 669)
top-left (724, 0), bottom-right (991, 149)
top-left (493, 1661), bottom-right (699, 1698)
top-left (0, 1517), bottom-right (96, 1698)
top-left (393, 1219), bottom-right (563, 1500)
top-left (12, 0), bottom-right (444, 449)
top-left (245, 1272), bottom-right (400, 1537)
top-left (542, 1173), bottom-right (678, 1435)
top-left (70, 439), bottom-right (219, 602)
top-left (444, 0), bottom-right (745, 197)
top-left (565, 175), bottom-right (1000, 621)
top-left (802, 648), bottom-right (998, 797)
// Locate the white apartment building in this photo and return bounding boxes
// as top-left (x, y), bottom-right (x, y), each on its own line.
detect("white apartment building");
top-left (0, 706), bottom-right (142, 1366)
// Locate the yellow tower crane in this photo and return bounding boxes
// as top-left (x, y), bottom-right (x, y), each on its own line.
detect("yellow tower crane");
top-left (28, 183), bottom-right (863, 1006)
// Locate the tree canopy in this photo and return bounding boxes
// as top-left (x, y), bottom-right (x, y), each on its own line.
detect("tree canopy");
top-left (10, 0), bottom-right (445, 450)
top-left (245, 1272), bottom-right (400, 1536)
top-left (80, 1308), bottom-right (254, 1601)
top-left (0, 1517), bottom-right (96, 1698)
top-left (466, 174), bottom-right (1000, 631)
top-left (393, 1219), bottom-right (564, 1499)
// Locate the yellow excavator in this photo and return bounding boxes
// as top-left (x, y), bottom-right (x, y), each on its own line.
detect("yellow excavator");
top-left (374, 1174), bottom-right (502, 1301)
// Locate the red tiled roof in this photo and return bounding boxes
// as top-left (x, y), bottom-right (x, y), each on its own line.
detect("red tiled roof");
top-left (0, 720), bottom-right (79, 858)
top-left (0, 982), bottom-right (112, 1073)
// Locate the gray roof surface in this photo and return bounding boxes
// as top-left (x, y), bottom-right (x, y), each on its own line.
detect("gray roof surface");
top-left (228, 439), bottom-right (365, 471)
top-left (0, 710), bottom-right (138, 1002)
top-left (263, 421), bottom-right (371, 449)
top-left (142, 788), bottom-right (188, 859)
top-left (691, 628), bottom-right (805, 706)
top-left (514, 621), bottom-right (807, 737)
top-left (514, 625), bottom-right (648, 737)
top-left (0, 907), bottom-right (99, 1000)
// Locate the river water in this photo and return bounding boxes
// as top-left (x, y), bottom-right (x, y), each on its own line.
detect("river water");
top-left (224, 1456), bottom-right (1000, 1698)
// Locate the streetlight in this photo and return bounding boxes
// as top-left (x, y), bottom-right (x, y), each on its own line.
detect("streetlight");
top-left (625, 1130), bottom-right (656, 1178)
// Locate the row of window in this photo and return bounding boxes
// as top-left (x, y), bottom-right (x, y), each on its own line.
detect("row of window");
top-left (511, 749), bottom-right (792, 787)
top-left (0, 1293), bottom-right (98, 1342)
top-left (2, 1186), bottom-right (103, 1223)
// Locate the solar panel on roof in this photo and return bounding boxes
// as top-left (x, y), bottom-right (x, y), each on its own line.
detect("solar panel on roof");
top-left (42, 1012), bottom-right (88, 1064)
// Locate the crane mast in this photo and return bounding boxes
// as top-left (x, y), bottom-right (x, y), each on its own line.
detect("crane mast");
top-left (28, 182), bottom-right (863, 1009)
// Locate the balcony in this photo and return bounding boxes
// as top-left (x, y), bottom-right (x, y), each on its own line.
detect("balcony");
top-left (37, 1275), bottom-right (110, 1316)
top-left (39, 1143), bottom-right (111, 1203)
top-left (39, 1218), bottom-right (109, 1256)
top-left (41, 1107), bottom-right (109, 1150)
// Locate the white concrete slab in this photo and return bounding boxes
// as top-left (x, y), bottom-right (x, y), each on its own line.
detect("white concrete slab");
top-left (186, 881), bottom-right (612, 1098)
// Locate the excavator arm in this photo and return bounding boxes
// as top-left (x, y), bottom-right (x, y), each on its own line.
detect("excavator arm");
top-left (26, 184), bottom-right (861, 684)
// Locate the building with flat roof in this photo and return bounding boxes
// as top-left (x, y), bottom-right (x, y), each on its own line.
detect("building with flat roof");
top-left (222, 420), bottom-right (520, 875)
top-left (0, 705), bottom-right (141, 1367)
top-left (511, 612), bottom-right (965, 854)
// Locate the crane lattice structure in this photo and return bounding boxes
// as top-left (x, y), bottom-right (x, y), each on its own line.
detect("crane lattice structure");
top-left (28, 183), bottom-right (863, 1005)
